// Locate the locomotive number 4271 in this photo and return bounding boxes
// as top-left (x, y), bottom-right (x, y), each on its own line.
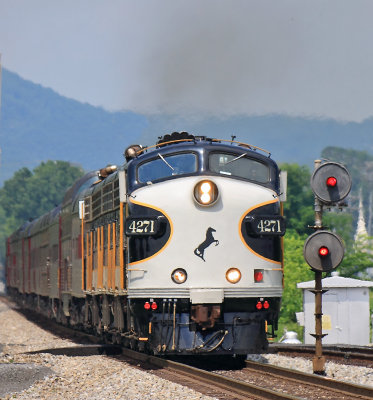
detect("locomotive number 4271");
top-left (125, 218), bottom-right (158, 235)
top-left (245, 215), bottom-right (286, 236)
top-left (257, 219), bottom-right (281, 233)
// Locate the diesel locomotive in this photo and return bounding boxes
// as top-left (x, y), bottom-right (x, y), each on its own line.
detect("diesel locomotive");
top-left (6, 132), bottom-right (286, 356)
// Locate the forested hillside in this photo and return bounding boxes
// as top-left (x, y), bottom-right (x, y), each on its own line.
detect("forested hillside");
top-left (0, 69), bottom-right (147, 184)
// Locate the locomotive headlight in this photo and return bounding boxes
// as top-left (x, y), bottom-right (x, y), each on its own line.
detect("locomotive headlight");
top-left (171, 268), bottom-right (188, 284)
top-left (226, 268), bottom-right (241, 284)
top-left (194, 180), bottom-right (218, 206)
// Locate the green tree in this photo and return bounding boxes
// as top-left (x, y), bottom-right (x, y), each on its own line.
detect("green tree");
top-left (338, 236), bottom-right (373, 279)
top-left (0, 161), bottom-right (85, 261)
top-left (281, 232), bottom-right (314, 321)
top-left (0, 167), bottom-right (33, 222)
top-left (277, 231), bottom-right (314, 340)
top-left (322, 212), bottom-right (354, 250)
top-left (279, 163), bottom-right (314, 235)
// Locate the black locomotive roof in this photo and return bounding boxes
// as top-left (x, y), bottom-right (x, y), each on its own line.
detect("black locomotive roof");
top-left (126, 133), bottom-right (280, 193)
top-left (130, 136), bottom-right (276, 167)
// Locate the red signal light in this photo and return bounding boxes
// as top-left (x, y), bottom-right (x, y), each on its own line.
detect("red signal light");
top-left (263, 300), bottom-right (270, 309)
top-left (256, 301), bottom-right (263, 310)
top-left (326, 176), bottom-right (337, 187)
top-left (151, 302), bottom-right (158, 311)
top-left (319, 246), bottom-right (329, 257)
top-left (144, 302), bottom-right (151, 310)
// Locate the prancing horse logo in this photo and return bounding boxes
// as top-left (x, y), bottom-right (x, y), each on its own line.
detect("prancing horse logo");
top-left (194, 227), bottom-right (219, 262)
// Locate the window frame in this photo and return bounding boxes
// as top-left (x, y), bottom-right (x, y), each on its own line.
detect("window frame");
top-left (136, 151), bottom-right (199, 184)
top-left (208, 151), bottom-right (271, 184)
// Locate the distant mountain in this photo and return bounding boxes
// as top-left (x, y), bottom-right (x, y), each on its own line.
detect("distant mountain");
top-left (0, 69), bottom-right (148, 185)
top-left (1, 67), bottom-right (373, 188)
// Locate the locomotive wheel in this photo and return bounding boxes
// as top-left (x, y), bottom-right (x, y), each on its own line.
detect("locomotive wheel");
top-left (129, 338), bottom-right (138, 351)
top-left (113, 333), bottom-right (122, 345)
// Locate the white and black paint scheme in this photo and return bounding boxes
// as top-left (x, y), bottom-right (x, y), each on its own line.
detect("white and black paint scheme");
top-left (6, 132), bottom-right (286, 357)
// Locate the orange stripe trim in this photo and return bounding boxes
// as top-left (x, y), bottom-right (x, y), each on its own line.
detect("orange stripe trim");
top-left (119, 202), bottom-right (124, 289)
top-left (128, 199), bottom-right (173, 266)
top-left (81, 203), bottom-right (85, 291)
top-left (97, 226), bottom-right (102, 289)
top-left (238, 199), bottom-right (282, 265)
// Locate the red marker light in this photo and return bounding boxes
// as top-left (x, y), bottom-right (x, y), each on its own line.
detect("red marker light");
top-left (263, 301), bottom-right (270, 309)
top-left (151, 302), bottom-right (158, 311)
top-left (144, 302), bottom-right (151, 310)
top-left (254, 270), bottom-right (263, 282)
top-left (319, 246), bottom-right (329, 257)
top-left (256, 301), bottom-right (263, 310)
top-left (326, 176), bottom-right (337, 187)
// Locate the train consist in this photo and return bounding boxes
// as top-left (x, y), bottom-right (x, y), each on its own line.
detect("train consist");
top-left (6, 132), bottom-right (286, 356)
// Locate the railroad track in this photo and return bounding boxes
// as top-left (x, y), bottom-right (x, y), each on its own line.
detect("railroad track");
top-left (119, 348), bottom-right (373, 400)
top-left (121, 348), bottom-right (301, 400)
top-left (25, 343), bottom-right (373, 400)
top-left (4, 297), bottom-right (373, 400)
top-left (269, 343), bottom-right (373, 368)
top-left (241, 359), bottom-right (373, 400)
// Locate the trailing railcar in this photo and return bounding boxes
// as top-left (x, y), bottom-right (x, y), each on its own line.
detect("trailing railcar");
top-left (6, 132), bottom-right (286, 356)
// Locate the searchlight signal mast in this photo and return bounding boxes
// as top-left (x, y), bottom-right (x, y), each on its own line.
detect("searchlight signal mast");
top-left (303, 160), bottom-right (351, 375)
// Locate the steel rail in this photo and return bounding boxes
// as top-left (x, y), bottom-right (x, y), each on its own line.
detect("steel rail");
top-left (122, 348), bottom-right (302, 400)
top-left (245, 359), bottom-right (373, 400)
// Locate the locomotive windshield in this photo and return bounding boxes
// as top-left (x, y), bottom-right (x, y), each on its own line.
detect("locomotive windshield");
top-left (138, 152), bottom-right (197, 183)
top-left (209, 153), bottom-right (269, 183)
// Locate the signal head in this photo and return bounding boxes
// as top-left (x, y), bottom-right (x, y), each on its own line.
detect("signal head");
top-left (311, 162), bottom-right (351, 204)
top-left (303, 230), bottom-right (344, 272)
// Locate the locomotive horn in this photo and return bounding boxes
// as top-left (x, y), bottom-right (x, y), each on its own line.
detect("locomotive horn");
top-left (124, 144), bottom-right (143, 161)
top-left (98, 165), bottom-right (117, 179)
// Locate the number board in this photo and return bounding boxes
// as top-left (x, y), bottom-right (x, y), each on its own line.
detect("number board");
top-left (125, 218), bottom-right (159, 236)
top-left (245, 215), bottom-right (286, 236)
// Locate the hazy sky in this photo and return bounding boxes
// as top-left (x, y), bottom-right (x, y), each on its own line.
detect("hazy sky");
top-left (1, 0), bottom-right (373, 122)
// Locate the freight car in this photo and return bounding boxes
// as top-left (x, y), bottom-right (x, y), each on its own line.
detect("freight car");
top-left (6, 132), bottom-right (286, 356)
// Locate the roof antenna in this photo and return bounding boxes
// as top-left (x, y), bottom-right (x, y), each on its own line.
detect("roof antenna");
top-left (231, 134), bottom-right (236, 144)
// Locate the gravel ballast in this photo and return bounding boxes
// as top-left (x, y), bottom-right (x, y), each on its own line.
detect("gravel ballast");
top-left (0, 299), bottom-right (217, 400)
top-left (0, 297), bottom-right (372, 399)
